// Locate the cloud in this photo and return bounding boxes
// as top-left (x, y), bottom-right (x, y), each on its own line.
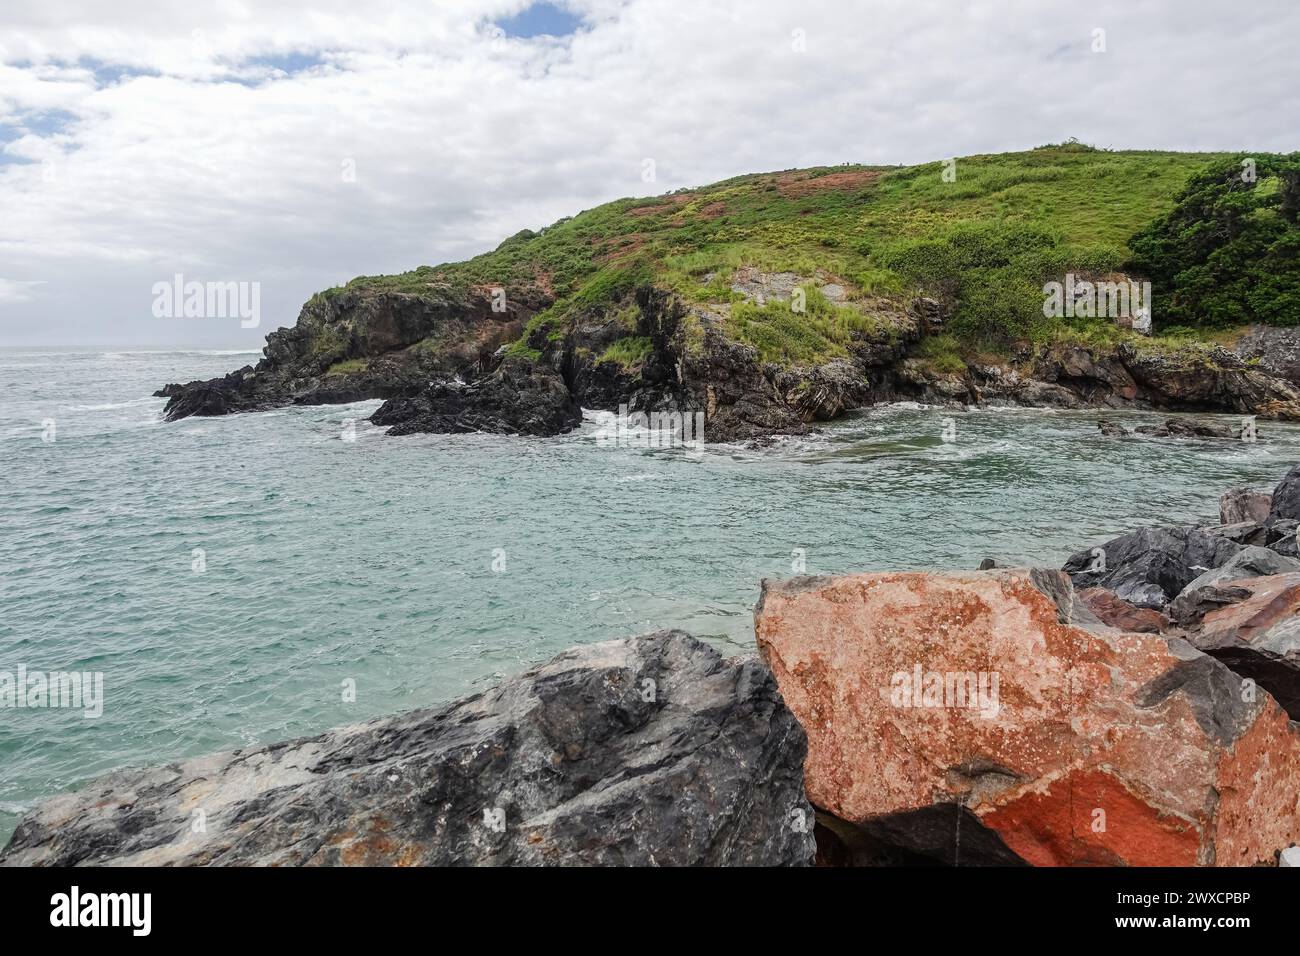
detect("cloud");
top-left (0, 278), bottom-right (46, 302)
top-left (0, 0), bottom-right (1296, 346)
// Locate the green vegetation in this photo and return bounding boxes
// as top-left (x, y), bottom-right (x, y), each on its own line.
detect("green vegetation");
top-left (326, 357), bottom-right (368, 375)
top-left (598, 336), bottom-right (653, 366)
top-left (1129, 153), bottom-right (1300, 327)
top-left (912, 334), bottom-right (968, 374)
top-left (727, 285), bottom-right (883, 364)
top-left (315, 143), bottom-right (1300, 365)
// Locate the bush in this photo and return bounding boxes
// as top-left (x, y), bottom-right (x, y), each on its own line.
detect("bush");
top-left (1127, 153), bottom-right (1300, 327)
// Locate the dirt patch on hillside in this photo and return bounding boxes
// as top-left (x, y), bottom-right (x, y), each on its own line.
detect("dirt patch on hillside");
top-left (773, 169), bottom-right (882, 198)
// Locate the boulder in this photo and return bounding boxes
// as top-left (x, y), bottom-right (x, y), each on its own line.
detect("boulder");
top-left (1203, 521), bottom-right (1267, 547)
top-left (0, 631), bottom-right (815, 867)
top-left (1269, 463), bottom-right (1300, 525)
top-left (1063, 526), bottom-right (1243, 609)
top-left (1220, 487), bottom-right (1272, 525)
top-left (1078, 587), bottom-right (1171, 634)
top-left (371, 358), bottom-right (581, 437)
top-left (1130, 419), bottom-right (1240, 439)
top-left (755, 569), bottom-right (1300, 866)
top-left (1187, 573), bottom-right (1300, 720)
top-left (1169, 546), bottom-right (1300, 626)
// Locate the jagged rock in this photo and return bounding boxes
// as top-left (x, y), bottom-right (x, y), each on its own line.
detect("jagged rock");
top-left (1169, 547), bottom-right (1300, 626)
top-left (1221, 487), bottom-right (1273, 525)
top-left (1098, 420), bottom-right (1128, 437)
top-left (685, 329), bottom-right (809, 442)
top-left (160, 287), bottom-right (535, 422)
top-left (1131, 418), bottom-right (1241, 439)
top-left (1078, 587), bottom-right (1171, 634)
top-left (0, 631), bottom-right (816, 867)
top-left (1234, 325), bottom-right (1300, 386)
top-left (1063, 526), bottom-right (1243, 610)
top-left (371, 359), bottom-right (581, 437)
top-left (755, 568), bottom-right (1300, 866)
top-left (1187, 573), bottom-right (1300, 719)
top-left (1203, 521), bottom-right (1267, 547)
top-left (1120, 343), bottom-right (1300, 420)
top-left (1281, 847), bottom-right (1300, 867)
top-left (1269, 463), bottom-right (1300, 525)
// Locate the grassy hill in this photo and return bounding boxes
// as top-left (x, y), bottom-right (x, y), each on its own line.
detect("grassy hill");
top-left (301, 141), bottom-right (1300, 385)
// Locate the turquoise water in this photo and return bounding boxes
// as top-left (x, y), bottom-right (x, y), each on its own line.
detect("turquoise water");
top-left (5, 346), bottom-right (1300, 843)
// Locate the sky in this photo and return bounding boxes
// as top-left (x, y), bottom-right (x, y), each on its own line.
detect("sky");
top-left (0, 0), bottom-right (1296, 348)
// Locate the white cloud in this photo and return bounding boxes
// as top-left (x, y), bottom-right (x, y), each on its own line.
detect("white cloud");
top-left (0, 278), bottom-right (46, 302)
top-left (0, 0), bottom-right (1295, 346)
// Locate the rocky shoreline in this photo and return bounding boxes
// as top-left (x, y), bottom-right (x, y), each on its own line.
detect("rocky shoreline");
top-left (154, 279), bottom-right (1300, 444)
top-left (7, 462), bottom-right (1300, 867)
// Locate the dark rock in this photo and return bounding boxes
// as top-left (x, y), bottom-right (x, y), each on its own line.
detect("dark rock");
top-left (1169, 546), bottom-right (1300, 626)
top-left (1119, 343), bottom-right (1300, 420)
top-left (160, 287), bottom-right (536, 422)
top-left (1204, 521), bottom-right (1267, 546)
top-left (1098, 419), bottom-right (1128, 437)
top-left (1221, 487), bottom-right (1273, 525)
top-left (371, 359), bottom-right (581, 437)
top-left (0, 631), bottom-right (816, 867)
top-left (1116, 418), bottom-right (1242, 439)
top-left (1063, 526), bottom-right (1244, 610)
top-left (1268, 463), bottom-right (1300, 525)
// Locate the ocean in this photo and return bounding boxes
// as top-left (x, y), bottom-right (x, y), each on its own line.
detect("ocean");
top-left (3, 346), bottom-right (1300, 843)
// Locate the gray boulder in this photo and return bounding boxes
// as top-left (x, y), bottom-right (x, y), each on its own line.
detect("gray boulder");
top-left (1169, 546), bottom-right (1300, 626)
top-left (0, 631), bottom-right (816, 867)
top-left (1203, 521), bottom-right (1267, 546)
top-left (1269, 463), bottom-right (1300, 525)
top-left (1063, 526), bottom-right (1243, 610)
top-left (1220, 487), bottom-right (1272, 525)
top-left (1185, 573), bottom-right (1300, 719)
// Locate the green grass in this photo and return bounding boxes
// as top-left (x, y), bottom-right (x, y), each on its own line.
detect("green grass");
top-left (311, 144), bottom-right (1270, 365)
top-left (726, 285), bottom-right (885, 364)
top-left (598, 336), bottom-right (653, 366)
top-left (326, 357), bottom-right (368, 375)
top-left (912, 334), bottom-right (968, 374)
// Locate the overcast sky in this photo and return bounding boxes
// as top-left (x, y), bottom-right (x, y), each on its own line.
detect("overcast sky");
top-left (0, 0), bottom-right (1296, 348)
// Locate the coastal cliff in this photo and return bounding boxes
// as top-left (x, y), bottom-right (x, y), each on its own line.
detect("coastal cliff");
top-left (157, 146), bottom-right (1300, 442)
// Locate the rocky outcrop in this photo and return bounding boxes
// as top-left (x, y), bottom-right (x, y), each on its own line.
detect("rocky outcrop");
top-left (755, 568), bottom-right (1300, 866)
top-left (1062, 526), bottom-right (1243, 610)
top-left (1234, 325), bottom-right (1300, 386)
top-left (370, 359), bottom-right (581, 437)
top-left (1096, 418), bottom-right (1247, 440)
top-left (158, 285), bottom-right (537, 422)
top-left (0, 631), bottom-right (815, 867)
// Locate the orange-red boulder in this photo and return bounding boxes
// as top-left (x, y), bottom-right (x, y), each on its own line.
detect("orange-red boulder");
top-left (755, 568), bottom-right (1300, 866)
